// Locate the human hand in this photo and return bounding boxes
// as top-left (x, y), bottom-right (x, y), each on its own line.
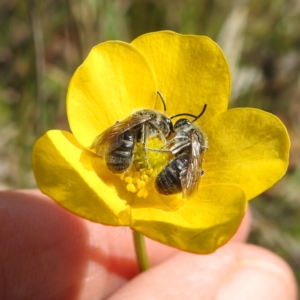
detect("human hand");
top-left (0, 190), bottom-right (297, 299)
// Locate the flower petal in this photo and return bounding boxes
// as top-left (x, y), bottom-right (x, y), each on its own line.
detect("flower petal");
top-left (201, 108), bottom-right (290, 200)
top-left (131, 31), bottom-right (231, 122)
top-left (67, 41), bottom-right (157, 148)
top-left (131, 184), bottom-right (247, 254)
top-left (32, 130), bottom-right (130, 225)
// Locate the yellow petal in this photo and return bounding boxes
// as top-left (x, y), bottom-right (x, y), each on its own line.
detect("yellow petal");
top-left (131, 31), bottom-right (230, 122)
top-left (67, 41), bottom-right (157, 148)
top-left (32, 130), bottom-right (130, 225)
top-left (201, 108), bottom-right (290, 200)
top-left (131, 184), bottom-right (246, 254)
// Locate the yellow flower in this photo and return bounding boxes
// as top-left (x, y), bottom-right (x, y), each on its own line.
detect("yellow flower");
top-left (32, 31), bottom-right (290, 254)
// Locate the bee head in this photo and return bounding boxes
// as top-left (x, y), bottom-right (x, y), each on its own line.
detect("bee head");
top-left (158, 114), bottom-right (173, 138)
top-left (174, 118), bottom-right (192, 130)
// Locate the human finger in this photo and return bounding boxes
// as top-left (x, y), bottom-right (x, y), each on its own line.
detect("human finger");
top-left (0, 190), bottom-right (176, 299)
top-left (0, 189), bottom-right (250, 299)
top-left (107, 243), bottom-right (297, 300)
top-left (229, 207), bottom-right (251, 243)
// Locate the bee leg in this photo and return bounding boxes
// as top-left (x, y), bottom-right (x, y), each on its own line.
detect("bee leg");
top-left (145, 147), bottom-right (171, 153)
top-left (151, 122), bottom-right (167, 145)
top-left (169, 140), bottom-right (191, 155)
top-left (158, 131), bottom-right (167, 145)
top-left (141, 123), bottom-right (149, 168)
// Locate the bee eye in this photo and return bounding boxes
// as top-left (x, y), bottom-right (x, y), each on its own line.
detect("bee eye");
top-left (174, 119), bottom-right (190, 129)
top-left (166, 119), bottom-right (173, 135)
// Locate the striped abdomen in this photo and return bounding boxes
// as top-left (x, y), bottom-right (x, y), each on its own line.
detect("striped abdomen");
top-left (106, 131), bottom-right (134, 173)
top-left (155, 154), bottom-right (189, 195)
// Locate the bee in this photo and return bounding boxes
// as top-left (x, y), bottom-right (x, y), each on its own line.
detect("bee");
top-left (155, 105), bottom-right (208, 198)
top-left (90, 91), bottom-right (173, 173)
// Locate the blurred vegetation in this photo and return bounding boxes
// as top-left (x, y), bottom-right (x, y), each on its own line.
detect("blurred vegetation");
top-left (1, 0), bottom-right (300, 288)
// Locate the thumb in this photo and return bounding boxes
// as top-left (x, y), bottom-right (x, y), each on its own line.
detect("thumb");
top-left (108, 243), bottom-right (297, 300)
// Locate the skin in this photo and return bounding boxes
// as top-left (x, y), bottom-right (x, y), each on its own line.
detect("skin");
top-left (0, 190), bottom-right (297, 300)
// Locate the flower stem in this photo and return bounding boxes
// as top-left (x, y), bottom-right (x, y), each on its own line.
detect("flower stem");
top-left (133, 230), bottom-right (150, 272)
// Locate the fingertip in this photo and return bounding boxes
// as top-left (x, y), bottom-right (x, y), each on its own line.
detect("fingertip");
top-left (230, 207), bottom-right (251, 243)
top-left (107, 243), bottom-right (297, 300)
top-left (217, 245), bottom-right (298, 300)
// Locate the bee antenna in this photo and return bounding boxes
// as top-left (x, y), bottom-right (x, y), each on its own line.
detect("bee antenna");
top-left (157, 90), bottom-right (167, 113)
top-left (192, 104), bottom-right (207, 123)
top-left (170, 104), bottom-right (207, 121)
top-left (170, 113), bottom-right (198, 120)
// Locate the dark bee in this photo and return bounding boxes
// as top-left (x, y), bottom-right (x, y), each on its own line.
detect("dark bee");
top-left (90, 91), bottom-right (173, 173)
top-left (155, 105), bottom-right (208, 198)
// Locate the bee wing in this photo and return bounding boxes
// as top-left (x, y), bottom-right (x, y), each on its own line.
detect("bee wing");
top-left (180, 132), bottom-right (203, 199)
top-left (90, 114), bottom-right (152, 157)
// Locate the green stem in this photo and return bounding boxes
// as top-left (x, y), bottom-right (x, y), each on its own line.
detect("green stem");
top-left (133, 230), bottom-right (150, 272)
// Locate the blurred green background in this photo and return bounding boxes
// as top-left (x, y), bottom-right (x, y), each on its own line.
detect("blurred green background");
top-left (1, 0), bottom-right (300, 288)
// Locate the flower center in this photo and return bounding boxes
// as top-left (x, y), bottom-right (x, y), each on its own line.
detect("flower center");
top-left (120, 137), bottom-right (172, 198)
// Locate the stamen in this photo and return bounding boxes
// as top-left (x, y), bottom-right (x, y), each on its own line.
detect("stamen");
top-left (119, 137), bottom-right (172, 198)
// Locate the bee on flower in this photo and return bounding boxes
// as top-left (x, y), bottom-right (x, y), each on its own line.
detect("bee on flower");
top-left (32, 31), bottom-right (290, 254)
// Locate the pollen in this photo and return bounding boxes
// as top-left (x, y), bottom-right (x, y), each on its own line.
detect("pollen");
top-left (120, 137), bottom-right (172, 198)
